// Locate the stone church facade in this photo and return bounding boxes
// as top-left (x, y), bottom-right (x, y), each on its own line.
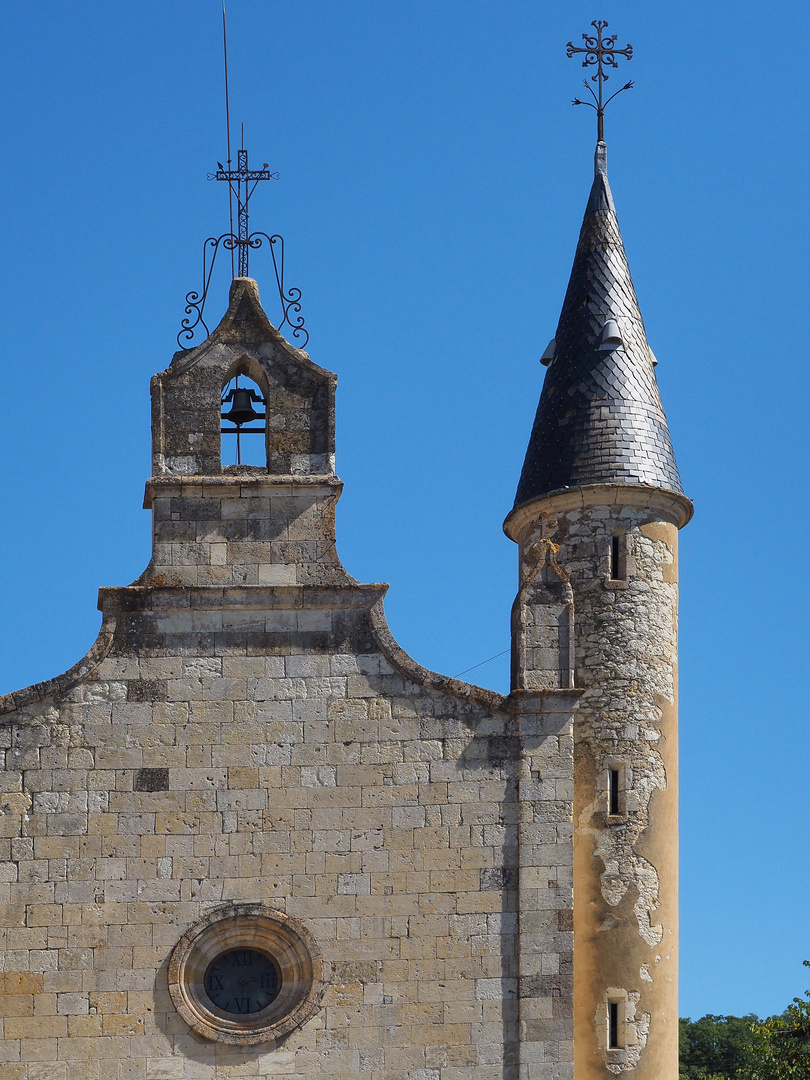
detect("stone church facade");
top-left (0, 140), bottom-right (691, 1080)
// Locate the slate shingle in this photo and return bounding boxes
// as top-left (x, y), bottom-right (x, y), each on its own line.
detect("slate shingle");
top-left (514, 142), bottom-right (683, 508)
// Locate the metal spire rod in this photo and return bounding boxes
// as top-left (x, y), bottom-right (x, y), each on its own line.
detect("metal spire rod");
top-left (567, 20), bottom-right (633, 142)
top-left (175, 3), bottom-right (309, 350)
top-left (222, 1), bottom-right (235, 278)
top-left (215, 2), bottom-right (276, 278)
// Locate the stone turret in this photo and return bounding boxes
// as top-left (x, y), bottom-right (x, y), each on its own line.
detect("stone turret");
top-left (505, 141), bottom-right (692, 1080)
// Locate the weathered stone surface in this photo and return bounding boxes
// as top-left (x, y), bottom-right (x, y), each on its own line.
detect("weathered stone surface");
top-left (1, 117), bottom-right (693, 1080)
top-left (505, 487), bottom-right (687, 1080)
top-left (0, 280), bottom-right (578, 1080)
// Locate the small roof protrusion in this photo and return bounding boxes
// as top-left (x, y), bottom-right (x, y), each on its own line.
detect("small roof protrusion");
top-left (599, 319), bottom-right (623, 351)
top-left (540, 338), bottom-right (557, 366)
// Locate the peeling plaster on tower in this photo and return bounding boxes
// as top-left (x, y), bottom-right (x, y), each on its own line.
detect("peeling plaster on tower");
top-left (505, 137), bottom-right (692, 1079)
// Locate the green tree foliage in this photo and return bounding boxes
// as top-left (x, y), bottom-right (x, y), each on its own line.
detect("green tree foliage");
top-left (679, 964), bottom-right (810, 1079)
top-left (747, 962), bottom-right (810, 1080)
top-left (680, 1013), bottom-right (758, 1079)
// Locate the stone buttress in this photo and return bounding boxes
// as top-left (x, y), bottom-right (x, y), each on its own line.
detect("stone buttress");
top-left (0, 276), bottom-right (577, 1080)
top-left (505, 142), bottom-right (693, 1080)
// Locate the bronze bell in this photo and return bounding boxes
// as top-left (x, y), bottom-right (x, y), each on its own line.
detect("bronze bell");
top-left (221, 386), bottom-right (266, 426)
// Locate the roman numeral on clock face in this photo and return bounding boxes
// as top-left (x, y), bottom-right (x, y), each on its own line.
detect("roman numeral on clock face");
top-left (204, 948), bottom-right (280, 1017)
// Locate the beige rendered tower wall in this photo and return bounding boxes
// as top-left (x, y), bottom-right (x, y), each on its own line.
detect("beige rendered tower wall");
top-left (505, 141), bottom-right (693, 1079)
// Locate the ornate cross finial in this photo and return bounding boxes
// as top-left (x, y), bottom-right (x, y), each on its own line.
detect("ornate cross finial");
top-left (213, 145), bottom-right (277, 278)
top-left (567, 20), bottom-right (633, 143)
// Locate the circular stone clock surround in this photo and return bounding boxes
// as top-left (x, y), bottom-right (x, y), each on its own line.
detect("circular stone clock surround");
top-left (168, 904), bottom-right (325, 1045)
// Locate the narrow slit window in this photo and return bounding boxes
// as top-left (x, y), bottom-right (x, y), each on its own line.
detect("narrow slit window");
top-left (609, 769), bottom-right (620, 816)
top-left (610, 535), bottom-right (623, 580)
top-left (608, 1001), bottom-right (620, 1049)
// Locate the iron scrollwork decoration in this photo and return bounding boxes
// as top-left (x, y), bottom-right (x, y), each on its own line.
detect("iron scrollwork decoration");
top-left (177, 230), bottom-right (309, 351)
top-left (177, 142), bottom-right (308, 351)
top-left (567, 20), bottom-right (633, 142)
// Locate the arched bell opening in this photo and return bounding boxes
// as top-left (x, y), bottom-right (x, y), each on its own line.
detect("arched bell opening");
top-left (220, 360), bottom-right (269, 468)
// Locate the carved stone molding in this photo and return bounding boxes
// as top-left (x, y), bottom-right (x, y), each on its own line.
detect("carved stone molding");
top-left (168, 904), bottom-right (326, 1045)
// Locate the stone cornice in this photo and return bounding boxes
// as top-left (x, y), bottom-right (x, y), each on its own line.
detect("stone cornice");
top-left (97, 583), bottom-right (388, 613)
top-left (143, 474), bottom-right (343, 509)
top-left (504, 483), bottom-right (694, 542)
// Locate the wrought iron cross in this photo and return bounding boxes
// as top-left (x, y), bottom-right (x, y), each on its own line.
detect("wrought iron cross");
top-left (213, 148), bottom-right (277, 277)
top-left (567, 20), bottom-right (633, 142)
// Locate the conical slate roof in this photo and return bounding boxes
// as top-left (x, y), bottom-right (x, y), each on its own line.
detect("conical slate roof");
top-left (513, 142), bottom-right (683, 509)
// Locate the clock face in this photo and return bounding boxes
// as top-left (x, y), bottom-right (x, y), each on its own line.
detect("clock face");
top-left (204, 948), bottom-right (281, 1015)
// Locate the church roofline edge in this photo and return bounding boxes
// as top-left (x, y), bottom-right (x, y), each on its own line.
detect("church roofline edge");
top-left (0, 611), bottom-right (117, 719)
top-left (165, 277), bottom-right (331, 385)
top-left (0, 583), bottom-right (509, 723)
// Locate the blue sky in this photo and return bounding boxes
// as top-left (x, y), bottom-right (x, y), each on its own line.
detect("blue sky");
top-left (0, 1), bottom-right (807, 1020)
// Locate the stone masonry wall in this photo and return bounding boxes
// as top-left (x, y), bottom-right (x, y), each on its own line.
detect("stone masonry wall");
top-left (139, 475), bottom-right (347, 589)
top-left (0, 280), bottom-right (579, 1080)
top-left (0, 583), bottom-right (522, 1080)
